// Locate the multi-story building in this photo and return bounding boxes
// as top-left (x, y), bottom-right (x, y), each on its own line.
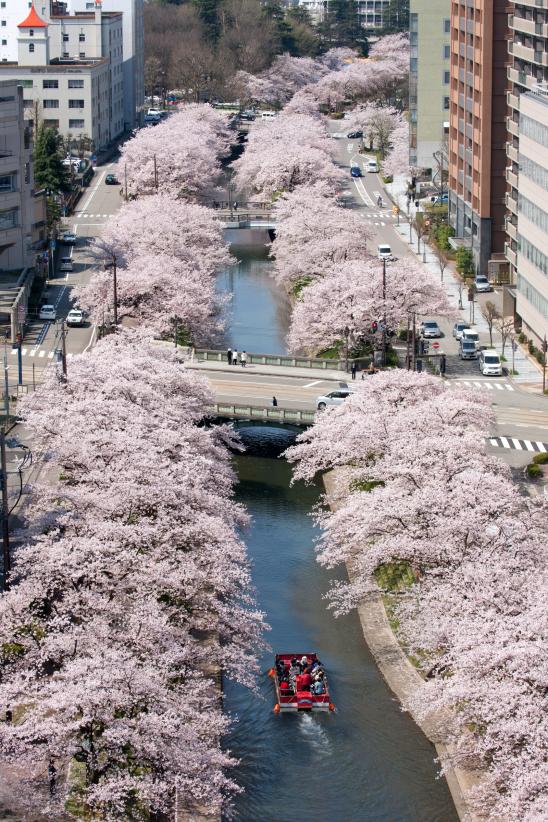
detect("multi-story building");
top-left (514, 86), bottom-right (548, 345)
top-left (296, 0), bottom-right (391, 31)
top-left (0, 79), bottom-right (35, 271)
top-left (448, 0), bottom-right (509, 277)
top-left (69, 0), bottom-right (144, 130)
top-left (409, 1), bottom-right (451, 176)
top-left (505, 1), bottom-right (548, 289)
top-left (0, 4), bottom-right (124, 150)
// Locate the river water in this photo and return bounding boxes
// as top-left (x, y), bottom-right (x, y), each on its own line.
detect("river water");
top-left (221, 246), bottom-right (458, 821)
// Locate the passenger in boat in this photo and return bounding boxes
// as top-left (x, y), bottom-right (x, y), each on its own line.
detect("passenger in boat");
top-left (300, 655), bottom-right (309, 669)
top-left (310, 659), bottom-right (321, 673)
top-left (312, 679), bottom-right (325, 695)
top-left (276, 659), bottom-right (286, 679)
top-left (288, 659), bottom-right (301, 679)
top-left (280, 677), bottom-right (292, 695)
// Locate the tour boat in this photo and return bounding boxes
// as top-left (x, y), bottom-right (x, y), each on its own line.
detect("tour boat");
top-left (270, 653), bottom-right (334, 713)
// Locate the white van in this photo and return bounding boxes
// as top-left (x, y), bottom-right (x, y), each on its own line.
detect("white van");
top-left (366, 159), bottom-right (379, 173)
top-left (479, 349), bottom-right (503, 376)
top-left (377, 243), bottom-right (393, 261)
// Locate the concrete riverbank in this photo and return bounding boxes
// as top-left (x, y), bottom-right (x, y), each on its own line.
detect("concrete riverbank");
top-left (323, 469), bottom-right (483, 822)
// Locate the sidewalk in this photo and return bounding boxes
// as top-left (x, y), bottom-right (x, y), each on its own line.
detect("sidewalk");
top-left (385, 177), bottom-right (544, 389)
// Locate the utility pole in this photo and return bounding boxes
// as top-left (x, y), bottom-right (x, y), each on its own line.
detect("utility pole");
top-left (1, 430), bottom-right (10, 591)
top-left (3, 340), bottom-right (9, 420)
top-left (124, 163), bottom-right (128, 201)
top-left (60, 320), bottom-right (67, 379)
top-left (153, 154), bottom-right (158, 190)
top-left (412, 312), bottom-right (417, 371)
top-left (16, 333), bottom-right (22, 386)
top-left (543, 336), bottom-right (547, 393)
top-left (382, 258), bottom-right (387, 367)
top-left (112, 258), bottom-right (118, 327)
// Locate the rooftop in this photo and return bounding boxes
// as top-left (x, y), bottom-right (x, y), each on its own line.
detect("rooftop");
top-left (18, 5), bottom-right (48, 29)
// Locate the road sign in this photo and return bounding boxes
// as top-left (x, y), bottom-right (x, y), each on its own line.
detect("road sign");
top-left (512, 341), bottom-right (518, 352)
top-left (432, 342), bottom-right (440, 349)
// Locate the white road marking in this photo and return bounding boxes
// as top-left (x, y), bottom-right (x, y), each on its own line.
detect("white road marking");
top-left (499, 437), bottom-right (510, 448)
top-left (346, 144), bottom-right (353, 153)
top-left (506, 384), bottom-right (515, 391)
top-left (494, 383), bottom-right (504, 390)
top-left (83, 325), bottom-right (97, 353)
top-left (523, 440), bottom-right (535, 451)
top-left (489, 438), bottom-right (499, 447)
top-left (39, 351), bottom-right (46, 358)
top-left (537, 442), bottom-right (547, 452)
top-left (30, 349), bottom-right (36, 357)
top-left (303, 380), bottom-right (323, 388)
top-left (78, 168), bottom-right (108, 211)
top-left (48, 352), bottom-right (54, 359)
top-left (510, 438), bottom-right (522, 449)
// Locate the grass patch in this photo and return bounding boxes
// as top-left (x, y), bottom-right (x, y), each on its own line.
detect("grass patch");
top-left (291, 275), bottom-right (312, 297)
top-left (374, 560), bottom-right (415, 592)
top-left (350, 478), bottom-right (385, 493)
top-left (527, 463), bottom-right (542, 479)
top-left (317, 345), bottom-right (340, 359)
top-left (532, 452), bottom-right (548, 465)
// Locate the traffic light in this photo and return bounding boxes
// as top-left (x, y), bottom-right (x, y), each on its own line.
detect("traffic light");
top-left (371, 321), bottom-right (378, 333)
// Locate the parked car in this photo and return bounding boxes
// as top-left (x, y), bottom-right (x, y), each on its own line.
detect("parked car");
top-left (316, 387), bottom-right (355, 410)
top-left (452, 321), bottom-right (470, 340)
top-left (105, 173), bottom-right (119, 185)
top-left (67, 309), bottom-right (85, 327)
top-left (347, 130), bottom-right (363, 139)
top-left (59, 256), bottom-right (73, 272)
top-left (366, 159), bottom-right (379, 173)
top-left (61, 231), bottom-right (77, 245)
top-left (461, 328), bottom-right (480, 345)
top-left (350, 165), bottom-right (362, 178)
top-left (475, 275), bottom-right (493, 292)
top-left (39, 304), bottom-right (56, 322)
top-left (459, 339), bottom-right (478, 360)
top-left (420, 320), bottom-right (442, 338)
top-left (479, 349), bottom-right (503, 376)
top-left (377, 243), bottom-right (393, 261)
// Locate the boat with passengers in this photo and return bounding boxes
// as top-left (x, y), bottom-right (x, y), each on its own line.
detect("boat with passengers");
top-left (270, 653), bottom-right (334, 713)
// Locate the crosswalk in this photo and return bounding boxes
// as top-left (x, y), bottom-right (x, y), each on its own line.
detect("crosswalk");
top-left (489, 436), bottom-right (547, 453)
top-left (74, 213), bottom-right (109, 219)
top-left (9, 347), bottom-right (75, 360)
top-left (447, 379), bottom-right (515, 392)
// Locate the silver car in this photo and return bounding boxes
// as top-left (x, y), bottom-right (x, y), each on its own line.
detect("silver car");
top-left (459, 339), bottom-right (478, 360)
top-left (316, 387), bottom-right (355, 410)
top-left (420, 320), bottom-right (442, 338)
top-left (452, 321), bottom-right (470, 340)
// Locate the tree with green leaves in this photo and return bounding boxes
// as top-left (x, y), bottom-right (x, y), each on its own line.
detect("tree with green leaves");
top-left (381, 0), bottom-right (410, 33)
top-left (193, 0), bottom-right (221, 44)
top-left (33, 125), bottom-right (70, 194)
top-left (455, 246), bottom-right (475, 280)
top-left (318, 0), bottom-right (364, 52)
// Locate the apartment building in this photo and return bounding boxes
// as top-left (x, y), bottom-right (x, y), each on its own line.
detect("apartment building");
top-left (448, 0), bottom-right (509, 277)
top-left (505, 1), bottom-right (548, 287)
top-left (409, 0), bottom-right (451, 175)
top-left (514, 86), bottom-right (548, 344)
top-left (0, 4), bottom-right (123, 150)
top-left (69, 0), bottom-right (144, 129)
top-left (0, 80), bottom-right (35, 271)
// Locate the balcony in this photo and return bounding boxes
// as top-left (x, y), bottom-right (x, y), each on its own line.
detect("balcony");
top-left (506, 167), bottom-right (519, 188)
top-left (507, 118), bottom-right (519, 137)
top-left (506, 220), bottom-right (518, 241)
top-left (510, 16), bottom-right (536, 35)
top-left (507, 91), bottom-right (519, 110)
top-left (507, 143), bottom-right (519, 163)
top-left (506, 191), bottom-right (518, 215)
top-left (505, 243), bottom-right (517, 268)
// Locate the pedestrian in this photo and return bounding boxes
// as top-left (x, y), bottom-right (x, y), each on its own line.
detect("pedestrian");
top-left (240, 350), bottom-right (247, 367)
top-left (272, 396), bottom-right (278, 407)
top-left (232, 349), bottom-right (239, 366)
top-left (234, 201), bottom-right (238, 211)
top-left (351, 362), bottom-right (357, 380)
top-left (227, 347), bottom-right (233, 365)
top-left (48, 760), bottom-right (56, 796)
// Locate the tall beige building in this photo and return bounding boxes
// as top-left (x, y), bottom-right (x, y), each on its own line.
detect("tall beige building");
top-left (409, 0), bottom-right (451, 176)
top-left (0, 79), bottom-right (35, 271)
top-left (514, 87), bottom-right (548, 345)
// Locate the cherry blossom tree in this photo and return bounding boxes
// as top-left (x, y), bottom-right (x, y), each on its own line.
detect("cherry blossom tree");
top-left (0, 331), bottom-right (265, 819)
top-left (287, 258), bottom-right (453, 354)
top-left (369, 32), bottom-right (410, 73)
top-left (382, 119), bottom-right (412, 179)
top-left (270, 182), bottom-right (372, 291)
top-left (232, 114), bottom-right (342, 201)
top-left (346, 103), bottom-right (404, 157)
top-left (118, 104), bottom-right (231, 199)
top-left (286, 370), bottom-right (548, 821)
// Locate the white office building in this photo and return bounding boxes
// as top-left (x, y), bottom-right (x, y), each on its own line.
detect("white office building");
top-left (296, 0), bottom-right (390, 30)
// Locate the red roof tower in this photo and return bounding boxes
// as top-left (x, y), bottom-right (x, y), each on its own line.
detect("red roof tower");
top-left (17, 5), bottom-right (48, 29)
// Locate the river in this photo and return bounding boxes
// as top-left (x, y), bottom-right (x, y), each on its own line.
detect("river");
top-left (221, 245), bottom-right (458, 821)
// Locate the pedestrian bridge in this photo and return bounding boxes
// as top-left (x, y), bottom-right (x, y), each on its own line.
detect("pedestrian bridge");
top-left (208, 402), bottom-right (315, 425)
top-left (195, 348), bottom-right (350, 372)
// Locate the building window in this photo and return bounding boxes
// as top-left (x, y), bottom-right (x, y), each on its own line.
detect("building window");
top-left (79, 33), bottom-right (85, 42)
top-left (20, 79), bottom-right (33, 87)
top-left (29, 43), bottom-right (34, 52)
top-left (29, 29), bottom-right (34, 37)
top-left (444, 70), bottom-right (450, 84)
top-left (0, 174), bottom-right (15, 192)
top-left (444, 96), bottom-right (450, 110)
top-left (68, 79), bottom-right (84, 88)
top-left (22, 99), bottom-right (33, 109)
top-left (43, 119), bottom-right (59, 129)
top-left (410, 58), bottom-right (417, 73)
top-left (43, 79), bottom-right (58, 89)
top-left (69, 119), bottom-right (85, 129)
top-left (1, 40), bottom-right (5, 45)
top-left (443, 45), bottom-right (450, 59)
top-left (518, 236), bottom-right (548, 277)
top-left (520, 114), bottom-right (548, 148)
top-left (517, 273), bottom-right (548, 316)
top-left (0, 208), bottom-right (18, 230)
top-left (43, 99), bottom-right (59, 108)
top-left (69, 99), bottom-right (85, 108)
top-left (63, 33), bottom-right (69, 42)
top-left (1, 21), bottom-right (6, 27)
top-left (444, 18), bottom-right (450, 33)
top-left (79, 52), bottom-right (86, 59)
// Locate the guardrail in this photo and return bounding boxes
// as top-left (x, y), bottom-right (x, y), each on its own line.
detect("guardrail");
top-left (196, 349), bottom-right (349, 371)
top-left (209, 403), bottom-right (315, 424)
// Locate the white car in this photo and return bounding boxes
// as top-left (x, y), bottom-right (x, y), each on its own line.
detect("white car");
top-left (39, 304), bottom-right (56, 322)
top-left (461, 328), bottom-right (480, 345)
top-left (475, 276), bottom-right (492, 293)
top-left (67, 309), bottom-right (85, 327)
top-left (479, 349), bottom-right (502, 376)
top-left (316, 387), bottom-right (355, 410)
top-left (420, 320), bottom-right (442, 338)
top-left (378, 243), bottom-right (393, 261)
top-left (366, 159), bottom-right (379, 172)
top-left (61, 232), bottom-right (77, 245)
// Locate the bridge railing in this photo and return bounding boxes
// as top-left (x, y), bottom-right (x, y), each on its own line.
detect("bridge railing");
top-left (196, 349), bottom-right (349, 371)
top-left (209, 403), bottom-right (316, 424)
